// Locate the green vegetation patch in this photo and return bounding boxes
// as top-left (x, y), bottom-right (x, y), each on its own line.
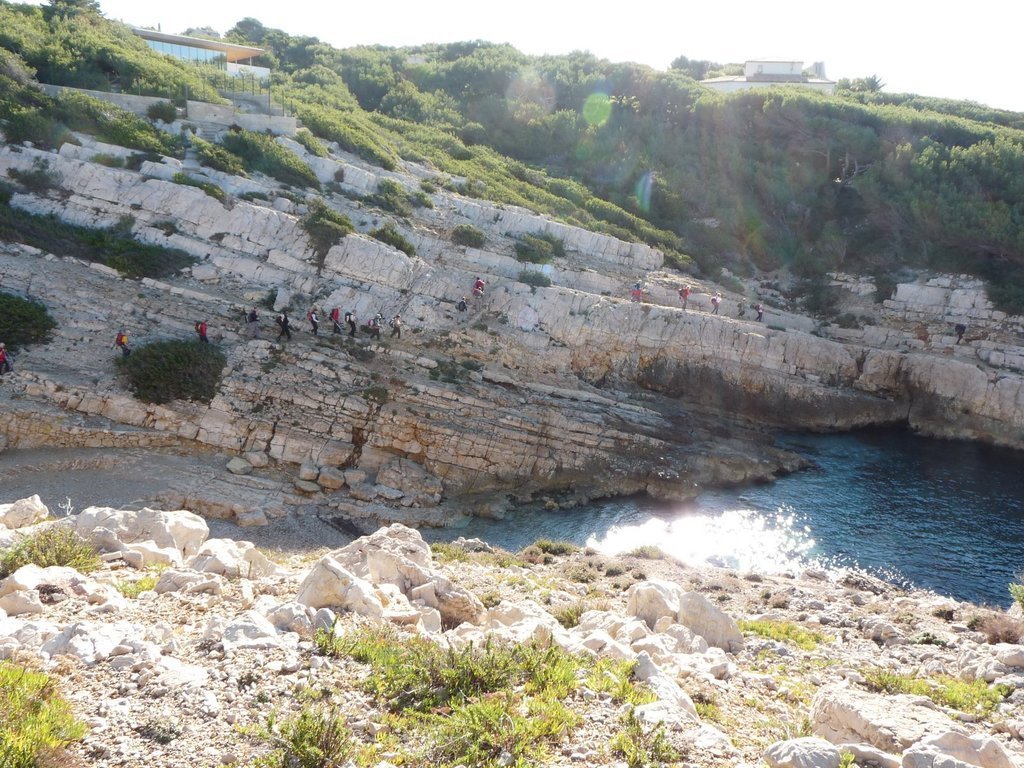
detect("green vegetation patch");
top-left (300, 199), bottom-right (354, 267)
top-left (120, 339), bottom-right (226, 405)
top-left (0, 206), bottom-right (196, 278)
top-left (0, 291), bottom-right (57, 350)
top-left (0, 526), bottom-right (101, 579)
top-left (171, 172), bottom-right (227, 204)
top-left (517, 269), bottom-right (551, 288)
top-left (190, 136), bottom-right (246, 176)
top-left (451, 223), bottom-right (486, 248)
top-left (513, 232), bottom-right (565, 264)
top-left (316, 625), bottom-right (587, 766)
top-left (0, 661), bottom-right (87, 766)
top-left (739, 619), bottom-right (830, 650)
top-left (293, 128), bottom-right (330, 158)
top-left (220, 129), bottom-right (320, 189)
top-left (369, 222), bottom-right (416, 256)
top-left (251, 705), bottom-right (355, 768)
top-left (861, 669), bottom-right (1012, 715)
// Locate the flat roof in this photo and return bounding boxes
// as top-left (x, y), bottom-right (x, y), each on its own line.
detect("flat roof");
top-left (133, 28), bottom-right (265, 62)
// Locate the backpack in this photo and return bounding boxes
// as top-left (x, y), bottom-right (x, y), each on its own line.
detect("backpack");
top-left (344, 312), bottom-right (352, 323)
top-left (388, 317), bottom-right (397, 329)
top-left (307, 311), bottom-right (314, 323)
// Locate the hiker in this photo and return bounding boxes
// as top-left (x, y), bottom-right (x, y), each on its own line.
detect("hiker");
top-left (389, 314), bottom-right (403, 338)
top-left (330, 307), bottom-right (342, 334)
top-left (308, 308), bottom-right (319, 336)
top-left (678, 285), bottom-right (691, 310)
top-left (711, 293), bottom-right (721, 315)
top-left (345, 311), bottom-right (357, 337)
top-left (195, 320), bottom-right (209, 344)
top-left (0, 342), bottom-right (13, 375)
top-left (366, 314), bottom-right (382, 340)
top-left (630, 281), bottom-right (644, 302)
top-left (737, 302), bottom-right (746, 319)
top-left (276, 311), bottom-right (292, 341)
top-left (456, 296), bottom-right (468, 313)
top-left (755, 303), bottom-right (764, 322)
top-left (955, 323), bottom-right (967, 344)
top-left (472, 277), bottom-right (486, 297)
top-left (114, 329), bottom-right (131, 357)
top-left (246, 307), bottom-right (260, 339)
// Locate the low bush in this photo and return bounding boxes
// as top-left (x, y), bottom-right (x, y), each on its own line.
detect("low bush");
top-left (0, 206), bottom-right (195, 278)
top-left (146, 100), bottom-right (178, 123)
top-left (979, 613), bottom-right (1022, 644)
top-left (90, 153), bottom-right (125, 168)
top-left (370, 178), bottom-right (414, 217)
top-left (7, 158), bottom-right (61, 193)
top-left (0, 526), bottom-right (101, 579)
top-left (253, 705), bottom-right (354, 768)
top-left (610, 708), bottom-right (681, 768)
top-left (738, 619), bottom-right (829, 650)
top-left (861, 670), bottom-right (1012, 715)
top-left (514, 232), bottom-right (565, 264)
top-left (518, 269), bottom-right (551, 288)
top-left (0, 292), bottom-right (58, 350)
top-left (369, 222), bottom-right (415, 256)
top-left (532, 539), bottom-right (578, 556)
top-left (120, 339), bottom-right (226, 405)
top-left (625, 545), bottom-right (664, 560)
top-left (451, 223), bottom-right (486, 248)
top-left (1011, 578), bottom-right (1024, 611)
top-left (300, 200), bottom-right (354, 266)
top-left (0, 661), bottom-right (86, 765)
top-left (220, 129), bottom-right (320, 190)
top-left (294, 128), bottom-right (329, 158)
top-left (191, 137), bottom-right (246, 176)
top-left (171, 172), bottom-right (226, 204)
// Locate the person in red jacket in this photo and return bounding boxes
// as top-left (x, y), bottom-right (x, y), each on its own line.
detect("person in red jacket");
top-left (195, 320), bottom-right (209, 343)
top-left (0, 342), bottom-right (12, 374)
top-left (114, 329), bottom-right (131, 357)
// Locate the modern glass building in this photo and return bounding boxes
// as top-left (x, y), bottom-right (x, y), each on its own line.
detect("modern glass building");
top-left (133, 28), bottom-right (269, 80)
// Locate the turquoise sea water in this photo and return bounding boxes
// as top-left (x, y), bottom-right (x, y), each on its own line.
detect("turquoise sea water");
top-left (426, 430), bottom-right (1024, 608)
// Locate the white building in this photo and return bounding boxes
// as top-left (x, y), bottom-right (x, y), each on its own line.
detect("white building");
top-left (701, 59), bottom-right (835, 95)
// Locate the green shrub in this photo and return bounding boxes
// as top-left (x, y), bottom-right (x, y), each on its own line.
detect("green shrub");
top-left (191, 137), bottom-right (246, 176)
top-left (451, 223), bottom-right (486, 248)
top-left (518, 269), bottom-right (552, 288)
top-left (514, 232), bottom-right (565, 264)
top-left (253, 705), bottom-right (354, 768)
top-left (0, 661), bottom-right (86, 766)
top-left (293, 128), bottom-right (329, 158)
top-left (369, 222), bottom-right (415, 256)
top-left (1010, 579), bottom-right (1024, 611)
top-left (239, 190), bottom-right (269, 202)
top-left (625, 545), bottom-right (663, 559)
top-left (115, 573), bottom-right (158, 598)
top-left (370, 178), bottom-right (413, 217)
top-left (53, 92), bottom-right (180, 155)
top-left (0, 292), bottom-right (57, 350)
top-left (738, 619), bottom-right (829, 650)
top-left (124, 152), bottom-right (162, 171)
top-left (532, 539), bottom-right (578, 556)
top-left (146, 100), bottom-right (178, 123)
top-left (861, 670), bottom-right (1011, 715)
top-left (7, 158), bottom-right (60, 193)
top-left (220, 129), bottom-right (320, 189)
top-left (90, 153), bottom-right (125, 168)
top-left (300, 199), bottom-right (353, 266)
top-left (0, 527), bottom-right (101, 579)
top-left (120, 339), bottom-right (226, 405)
top-left (610, 708), bottom-right (681, 768)
top-left (171, 172), bottom-right (226, 203)
top-left (0, 206), bottom-right (195, 278)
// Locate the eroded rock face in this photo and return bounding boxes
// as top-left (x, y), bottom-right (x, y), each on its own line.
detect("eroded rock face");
top-left (3, 137), bottom-right (1024, 517)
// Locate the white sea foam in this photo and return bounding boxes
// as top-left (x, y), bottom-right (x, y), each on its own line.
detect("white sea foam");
top-left (587, 506), bottom-right (817, 574)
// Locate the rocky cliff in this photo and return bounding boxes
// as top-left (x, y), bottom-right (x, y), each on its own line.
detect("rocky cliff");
top-left (2, 126), bottom-right (1024, 526)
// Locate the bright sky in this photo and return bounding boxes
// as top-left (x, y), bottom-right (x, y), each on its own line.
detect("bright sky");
top-left (77, 0), bottom-right (1024, 113)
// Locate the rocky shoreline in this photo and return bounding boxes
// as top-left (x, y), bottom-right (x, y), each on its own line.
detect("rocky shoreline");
top-left (1, 495), bottom-right (1022, 767)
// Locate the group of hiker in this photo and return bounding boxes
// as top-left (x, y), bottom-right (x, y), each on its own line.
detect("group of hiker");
top-left (635, 281), bottom-right (767, 323)
top-left (267, 306), bottom-right (404, 342)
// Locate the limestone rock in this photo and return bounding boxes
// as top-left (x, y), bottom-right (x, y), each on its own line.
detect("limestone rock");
top-left (317, 466), bottom-right (347, 490)
top-left (0, 495), bottom-right (49, 529)
top-left (763, 737), bottom-right (841, 768)
top-left (901, 732), bottom-right (1020, 768)
top-left (678, 591), bottom-right (744, 652)
top-left (294, 556), bottom-right (384, 618)
top-left (74, 507), bottom-right (209, 558)
top-left (811, 684), bottom-right (966, 754)
top-left (226, 457), bottom-right (253, 475)
top-left (186, 538), bottom-right (282, 579)
top-left (627, 579), bottom-right (684, 630)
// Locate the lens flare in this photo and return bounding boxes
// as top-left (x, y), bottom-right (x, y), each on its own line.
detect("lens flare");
top-left (635, 171), bottom-right (655, 213)
top-left (582, 91), bottom-right (612, 126)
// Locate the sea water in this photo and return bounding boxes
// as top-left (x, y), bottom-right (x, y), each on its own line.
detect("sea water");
top-left (426, 429), bottom-right (1024, 607)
